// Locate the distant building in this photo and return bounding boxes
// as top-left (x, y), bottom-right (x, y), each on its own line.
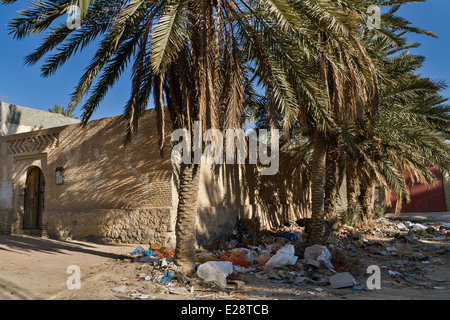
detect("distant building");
top-left (0, 102), bottom-right (79, 135)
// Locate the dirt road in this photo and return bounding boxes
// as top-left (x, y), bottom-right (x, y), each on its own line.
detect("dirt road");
top-left (0, 235), bottom-right (137, 299)
top-left (0, 217), bottom-right (449, 301)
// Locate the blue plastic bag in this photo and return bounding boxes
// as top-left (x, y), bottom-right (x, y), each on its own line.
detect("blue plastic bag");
top-left (161, 271), bottom-right (172, 284)
top-left (132, 246), bottom-right (145, 256)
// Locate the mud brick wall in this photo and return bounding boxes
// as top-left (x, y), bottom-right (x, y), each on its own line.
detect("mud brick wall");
top-left (2, 111), bottom-right (177, 245)
top-left (1, 107), bottom-right (312, 246)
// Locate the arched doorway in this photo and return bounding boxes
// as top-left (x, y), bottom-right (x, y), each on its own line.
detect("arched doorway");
top-left (23, 167), bottom-right (45, 230)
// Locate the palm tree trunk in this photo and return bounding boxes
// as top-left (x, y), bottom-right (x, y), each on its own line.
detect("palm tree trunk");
top-left (359, 180), bottom-right (376, 226)
top-left (174, 163), bottom-right (201, 274)
top-left (308, 129), bottom-right (328, 245)
top-left (346, 159), bottom-right (360, 208)
top-left (324, 140), bottom-right (339, 232)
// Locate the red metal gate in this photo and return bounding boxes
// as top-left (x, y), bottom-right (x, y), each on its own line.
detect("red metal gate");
top-left (388, 167), bottom-right (447, 213)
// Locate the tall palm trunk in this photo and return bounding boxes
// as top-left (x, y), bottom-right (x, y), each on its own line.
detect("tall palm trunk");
top-left (308, 128), bottom-right (328, 245)
top-left (346, 159), bottom-right (360, 208)
top-left (173, 2), bottom-right (212, 275)
top-left (324, 139), bottom-right (339, 232)
top-left (359, 179), bottom-right (376, 226)
top-left (174, 163), bottom-right (201, 274)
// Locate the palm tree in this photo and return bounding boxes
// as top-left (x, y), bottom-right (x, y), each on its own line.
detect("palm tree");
top-left (332, 1), bottom-right (450, 226)
top-left (48, 104), bottom-right (77, 118)
top-left (304, 1), bottom-right (383, 245)
top-left (319, 1), bottom-right (448, 230)
top-left (244, 0), bottom-right (385, 245)
top-left (3, 0), bottom-right (360, 273)
top-left (247, 0), bottom-right (448, 242)
top-left (354, 51), bottom-right (450, 222)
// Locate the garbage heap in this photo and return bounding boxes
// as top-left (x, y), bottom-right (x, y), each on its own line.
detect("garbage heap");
top-left (123, 217), bottom-right (449, 298)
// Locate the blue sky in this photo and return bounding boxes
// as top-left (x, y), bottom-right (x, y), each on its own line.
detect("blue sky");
top-left (0, 0), bottom-right (449, 120)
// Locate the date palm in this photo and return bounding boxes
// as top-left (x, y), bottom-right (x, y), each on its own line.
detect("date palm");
top-left (329, 0), bottom-right (450, 224)
top-left (304, 1), bottom-right (384, 245)
top-left (48, 104), bottom-right (78, 118)
top-left (354, 49), bottom-right (450, 221)
top-left (319, 1), bottom-right (447, 230)
top-left (2, 0), bottom-right (365, 272)
top-left (252, 0), bottom-right (445, 242)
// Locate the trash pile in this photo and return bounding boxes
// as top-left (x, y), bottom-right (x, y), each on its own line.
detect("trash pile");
top-left (372, 218), bottom-right (450, 237)
top-left (106, 243), bottom-right (193, 299)
top-left (118, 217), bottom-right (449, 299)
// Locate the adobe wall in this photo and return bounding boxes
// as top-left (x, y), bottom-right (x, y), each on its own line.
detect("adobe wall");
top-left (0, 102), bottom-right (80, 234)
top-left (0, 137), bottom-right (14, 233)
top-left (1, 108), bottom-right (312, 246)
top-left (1, 111), bottom-right (177, 245)
top-left (193, 153), bottom-right (312, 246)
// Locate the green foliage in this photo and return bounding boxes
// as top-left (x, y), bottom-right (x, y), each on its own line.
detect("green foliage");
top-left (47, 104), bottom-right (78, 118)
top-left (340, 204), bottom-right (363, 227)
top-left (372, 204), bottom-right (386, 220)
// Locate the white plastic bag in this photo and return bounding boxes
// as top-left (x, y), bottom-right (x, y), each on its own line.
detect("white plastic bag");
top-left (411, 223), bottom-right (427, 232)
top-left (264, 244), bottom-right (298, 269)
top-left (196, 261), bottom-right (233, 288)
top-left (396, 222), bottom-right (407, 231)
top-left (304, 245), bottom-right (335, 271)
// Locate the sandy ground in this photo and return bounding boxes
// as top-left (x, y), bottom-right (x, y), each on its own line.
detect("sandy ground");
top-left (0, 235), bottom-right (137, 300)
top-left (54, 253), bottom-right (450, 301)
top-left (1, 224), bottom-right (448, 301)
top-left (55, 233), bottom-right (450, 301)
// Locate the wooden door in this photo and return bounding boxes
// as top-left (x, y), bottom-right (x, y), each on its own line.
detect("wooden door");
top-left (23, 167), bottom-right (45, 229)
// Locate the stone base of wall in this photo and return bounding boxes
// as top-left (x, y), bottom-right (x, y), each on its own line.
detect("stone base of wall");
top-left (43, 208), bottom-right (177, 246)
top-left (0, 210), bottom-right (12, 234)
top-left (7, 203), bottom-right (310, 247)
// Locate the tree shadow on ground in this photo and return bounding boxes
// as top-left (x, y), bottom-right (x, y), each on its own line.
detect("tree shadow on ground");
top-left (0, 277), bottom-right (35, 300)
top-left (0, 235), bottom-right (129, 260)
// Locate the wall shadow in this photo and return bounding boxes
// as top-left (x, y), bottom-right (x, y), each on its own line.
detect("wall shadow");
top-left (197, 148), bottom-right (311, 243)
top-left (0, 235), bottom-right (127, 260)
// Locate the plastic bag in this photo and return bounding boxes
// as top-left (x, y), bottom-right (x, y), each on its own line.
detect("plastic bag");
top-left (255, 251), bottom-right (271, 266)
top-left (161, 271), bottom-right (173, 284)
top-left (396, 222), bottom-right (407, 231)
top-left (219, 248), bottom-right (253, 267)
top-left (304, 245), bottom-right (335, 271)
top-left (131, 246), bottom-right (145, 256)
top-left (411, 223), bottom-right (427, 232)
top-left (235, 248), bottom-right (253, 265)
top-left (196, 261), bottom-right (233, 288)
top-left (264, 244), bottom-right (298, 269)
